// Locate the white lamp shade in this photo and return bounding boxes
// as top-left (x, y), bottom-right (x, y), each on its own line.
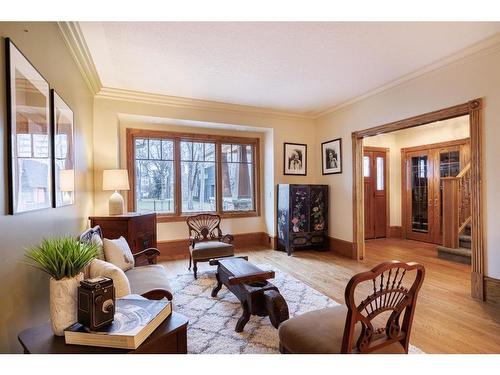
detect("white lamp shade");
top-left (102, 169), bottom-right (130, 191)
top-left (59, 169), bottom-right (75, 192)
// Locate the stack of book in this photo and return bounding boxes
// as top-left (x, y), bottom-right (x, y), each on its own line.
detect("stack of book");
top-left (64, 296), bottom-right (172, 350)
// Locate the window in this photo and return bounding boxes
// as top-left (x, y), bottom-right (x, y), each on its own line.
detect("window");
top-left (127, 129), bottom-right (259, 221)
top-left (134, 138), bottom-right (175, 213)
top-left (376, 156), bottom-right (384, 190)
top-left (221, 144), bottom-right (254, 211)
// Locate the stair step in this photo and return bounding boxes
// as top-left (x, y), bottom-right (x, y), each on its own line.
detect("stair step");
top-left (464, 224), bottom-right (471, 236)
top-left (459, 235), bottom-right (471, 249)
top-left (437, 246), bottom-right (471, 265)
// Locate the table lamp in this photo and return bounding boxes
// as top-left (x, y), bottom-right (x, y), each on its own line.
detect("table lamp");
top-left (102, 169), bottom-right (130, 215)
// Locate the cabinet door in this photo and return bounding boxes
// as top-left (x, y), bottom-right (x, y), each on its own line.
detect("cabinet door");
top-left (289, 185), bottom-right (310, 234)
top-left (405, 150), bottom-right (435, 242)
top-left (310, 185), bottom-right (327, 233)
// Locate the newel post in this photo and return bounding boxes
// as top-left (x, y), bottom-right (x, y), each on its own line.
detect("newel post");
top-left (442, 177), bottom-right (459, 248)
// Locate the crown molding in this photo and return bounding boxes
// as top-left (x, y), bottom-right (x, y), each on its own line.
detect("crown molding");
top-left (57, 21), bottom-right (102, 95)
top-left (95, 87), bottom-right (315, 120)
top-left (313, 32), bottom-right (500, 119)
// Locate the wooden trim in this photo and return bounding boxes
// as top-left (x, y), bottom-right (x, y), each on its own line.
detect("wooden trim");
top-left (352, 99), bottom-right (484, 300)
top-left (389, 226), bottom-right (402, 238)
top-left (400, 138), bottom-right (470, 154)
top-left (126, 128), bottom-right (261, 219)
top-left (352, 133), bottom-right (364, 260)
top-left (328, 236), bottom-right (354, 258)
top-left (484, 276), bottom-right (500, 306)
top-left (157, 231), bottom-right (270, 260)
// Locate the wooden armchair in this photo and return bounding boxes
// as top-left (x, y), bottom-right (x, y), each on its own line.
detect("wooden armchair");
top-left (79, 226), bottom-right (173, 301)
top-left (187, 214), bottom-right (235, 279)
top-left (278, 261), bottom-right (425, 354)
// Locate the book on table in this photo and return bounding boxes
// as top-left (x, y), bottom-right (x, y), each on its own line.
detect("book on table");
top-left (64, 297), bottom-right (172, 350)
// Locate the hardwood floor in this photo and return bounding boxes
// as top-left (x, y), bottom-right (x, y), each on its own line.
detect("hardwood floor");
top-left (160, 238), bottom-right (500, 353)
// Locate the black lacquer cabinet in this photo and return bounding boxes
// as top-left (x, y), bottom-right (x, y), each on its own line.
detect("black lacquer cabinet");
top-left (277, 184), bottom-right (328, 256)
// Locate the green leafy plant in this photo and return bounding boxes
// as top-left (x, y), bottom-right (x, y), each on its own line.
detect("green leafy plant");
top-left (25, 237), bottom-right (98, 280)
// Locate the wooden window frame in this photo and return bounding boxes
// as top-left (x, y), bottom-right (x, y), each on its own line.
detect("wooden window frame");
top-left (126, 128), bottom-right (260, 223)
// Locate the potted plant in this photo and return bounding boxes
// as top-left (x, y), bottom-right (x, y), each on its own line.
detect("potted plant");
top-left (25, 237), bottom-right (97, 336)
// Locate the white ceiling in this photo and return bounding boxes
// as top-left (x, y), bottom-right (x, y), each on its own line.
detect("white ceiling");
top-left (80, 22), bottom-right (500, 115)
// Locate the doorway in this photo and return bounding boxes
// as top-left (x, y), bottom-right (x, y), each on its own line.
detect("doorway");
top-left (351, 99), bottom-right (484, 300)
top-left (402, 139), bottom-right (470, 244)
top-left (363, 146), bottom-right (388, 239)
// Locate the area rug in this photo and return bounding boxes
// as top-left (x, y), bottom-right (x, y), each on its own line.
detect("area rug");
top-left (167, 264), bottom-right (424, 354)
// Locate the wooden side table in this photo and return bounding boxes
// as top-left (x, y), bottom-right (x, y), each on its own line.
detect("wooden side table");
top-left (18, 312), bottom-right (188, 354)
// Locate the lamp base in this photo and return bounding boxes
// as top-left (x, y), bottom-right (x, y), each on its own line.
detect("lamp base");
top-left (109, 191), bottom-right (124, 215)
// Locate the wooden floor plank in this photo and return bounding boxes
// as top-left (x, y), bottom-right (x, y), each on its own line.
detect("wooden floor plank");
top-left (160, 238), bottom-right (500, 353)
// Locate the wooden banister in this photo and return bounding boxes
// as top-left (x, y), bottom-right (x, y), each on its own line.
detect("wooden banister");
top-left (442, 163), bottom-right (472, 248)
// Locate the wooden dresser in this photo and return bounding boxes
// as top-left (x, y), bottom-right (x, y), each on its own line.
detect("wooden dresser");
top-left (89, 212), bottom-right (157, 254)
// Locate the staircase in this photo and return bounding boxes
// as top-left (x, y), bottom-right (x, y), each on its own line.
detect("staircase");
top-left (437, 163), bottom-right (472, 264)
top-left (438, 224), bottom-right (471, 264)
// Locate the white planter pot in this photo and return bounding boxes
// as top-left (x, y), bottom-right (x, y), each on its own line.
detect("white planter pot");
top-left (49, 273), bottom-right (84, 336)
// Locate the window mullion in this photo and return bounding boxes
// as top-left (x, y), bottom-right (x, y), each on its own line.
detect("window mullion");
top-left (216, 142), bottom-right (223, 215)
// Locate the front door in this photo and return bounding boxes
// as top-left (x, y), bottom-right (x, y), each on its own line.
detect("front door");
top-left (364, 148), bottom-right (387, 239)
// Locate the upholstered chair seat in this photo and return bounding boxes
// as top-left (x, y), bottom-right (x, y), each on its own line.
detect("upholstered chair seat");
top-left (278, 261), bottom-right (425, 354)
top-left (278, 305), bottom-right (405, 354)
top-left (190, 241), bottom-right (234, 259)
top-left (125, 264), bottom-right (172, 297)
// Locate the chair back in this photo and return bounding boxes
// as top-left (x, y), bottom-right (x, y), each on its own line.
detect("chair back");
top-left (341, 261), bottom-right (425, 353)
top-left (186, 214), bottom-right (222, 242)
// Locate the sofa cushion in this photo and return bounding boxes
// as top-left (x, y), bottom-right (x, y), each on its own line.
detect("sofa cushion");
top-left (103, 236), bottom-right (135, 271)
top-left (126, 265), bottom-right (172, 297)
top-left (190, 241), bottom-right (234, 260)
top-left (89, 259), bottom-right (131, 298)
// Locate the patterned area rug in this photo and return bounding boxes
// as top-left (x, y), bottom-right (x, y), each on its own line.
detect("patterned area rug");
top-left (167, 264), bottom-right (423, 354)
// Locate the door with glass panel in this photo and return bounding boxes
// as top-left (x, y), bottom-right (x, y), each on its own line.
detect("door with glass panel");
top-left (404, 150), bottom-right (435, 242)
top-left (363, 147), bottom-right (387, 239)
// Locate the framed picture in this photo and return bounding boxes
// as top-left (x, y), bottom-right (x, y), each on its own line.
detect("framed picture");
top-left (51, 90), bottom-right (75, 207)
top-left (321, 138), bottom-right (342, 174)
top-left (5, 38), bottom-right (52, 214)
top-left (284, 143), bottom-right (307, 176)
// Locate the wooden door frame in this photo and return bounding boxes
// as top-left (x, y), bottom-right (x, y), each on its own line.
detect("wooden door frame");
top-left (363, 146), bottom-right (390, 239)
top-left (352, 98), bottom-right (484, 300)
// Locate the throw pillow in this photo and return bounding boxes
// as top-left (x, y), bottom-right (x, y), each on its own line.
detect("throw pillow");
top-left (90, 233), bottom-right (105, 260)
top-left (103, 237), bottom-right (135, 271)
top-left (89, 259), bottom-right (131, 298)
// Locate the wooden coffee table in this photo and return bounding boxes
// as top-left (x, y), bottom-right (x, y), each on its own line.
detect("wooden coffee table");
top-left (209, 256), bottom-right (289, 332)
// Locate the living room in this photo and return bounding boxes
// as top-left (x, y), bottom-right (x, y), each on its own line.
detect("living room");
top-left (2, 1), bottom-right (500, 372)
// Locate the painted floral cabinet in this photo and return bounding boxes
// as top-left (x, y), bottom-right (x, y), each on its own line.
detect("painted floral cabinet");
top-left (277, 184), bottom-right (328, 256)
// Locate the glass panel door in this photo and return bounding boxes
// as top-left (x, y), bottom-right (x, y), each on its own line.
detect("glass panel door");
top-left (410, 154), bottom-right (430, 234)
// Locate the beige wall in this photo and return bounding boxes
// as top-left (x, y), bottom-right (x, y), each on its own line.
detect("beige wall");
top-left (0, 23), bottom-right (94, 352)
top-left (364, 116), bottom-right (470, 226)
top-left (317, 45), bottom-right (500, 279)
top-left (93, 97), bottom-right (318, 240)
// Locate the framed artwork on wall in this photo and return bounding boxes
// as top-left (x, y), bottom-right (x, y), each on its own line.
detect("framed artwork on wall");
top-left (321, 138), bottom-right (342, 174)
top-left (5, 38), bottom-right (52, 214)
top-left (51, 90), bottom-right (75, 207)
top-left (283, 143), bottom-right (307, 176)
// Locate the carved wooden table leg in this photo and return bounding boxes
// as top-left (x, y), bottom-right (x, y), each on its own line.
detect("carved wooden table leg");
top-left (264, 290), bottom-right (289, 328)
top-left (235, 301), bottom-right (251, 332)
top-left (211, 272), bottom-right (223, 297)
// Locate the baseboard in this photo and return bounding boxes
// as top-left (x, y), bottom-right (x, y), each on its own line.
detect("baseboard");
top-left (389, 226), bottom-right (403, 238)
top-left (328, 236), bottom-right (354, 258)
top-left (158, 232), bottom-right (270, 260)
top-left (484, 276), bottom-right (500, 305)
